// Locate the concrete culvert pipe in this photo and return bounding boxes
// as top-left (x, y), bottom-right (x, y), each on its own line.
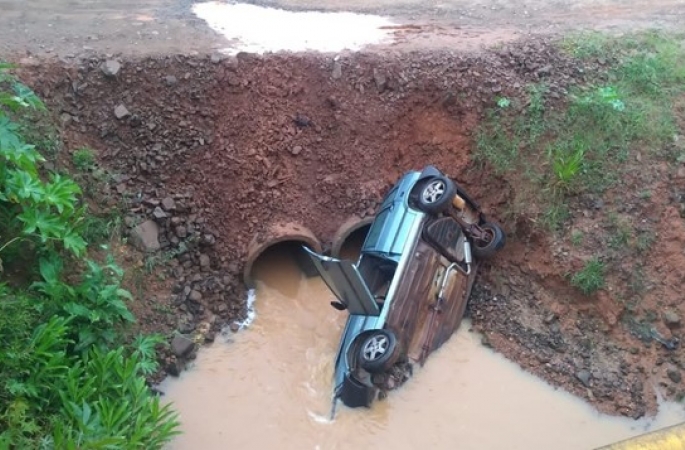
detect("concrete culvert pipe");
top-left (331, 215), bottom-right (374, 259)
top-left (243, 222), bottom-right (322, 289)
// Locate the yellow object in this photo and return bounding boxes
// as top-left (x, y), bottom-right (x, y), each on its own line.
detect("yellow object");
top-left (597, 423), bottom-right (685, 450)
top-left (452, 194), bottom-right (466, 210)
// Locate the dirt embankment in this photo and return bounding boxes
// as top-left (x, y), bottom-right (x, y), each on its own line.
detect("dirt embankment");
top-left (17, 39), bottom-right (685, 418)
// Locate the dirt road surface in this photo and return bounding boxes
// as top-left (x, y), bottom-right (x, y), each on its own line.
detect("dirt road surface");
top-left (0, 0), bottom-right (683, 58)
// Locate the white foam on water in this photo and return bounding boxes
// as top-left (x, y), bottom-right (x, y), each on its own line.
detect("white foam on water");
top-left (236, 288), bottom-right (257, 329)
top-left (192, 1), bottom-right (395, 55)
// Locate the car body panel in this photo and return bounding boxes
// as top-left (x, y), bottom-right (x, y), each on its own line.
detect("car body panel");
top-left (382, 238), bottom-right (476, 365)
top-left (302, 248), bottom-right (380, 316)
top-left (361, 171), bottom-right (423, 261)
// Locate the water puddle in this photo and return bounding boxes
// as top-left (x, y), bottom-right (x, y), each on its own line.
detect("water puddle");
top-left (162, 243), bottom-right (685, 450)
top-left (192, 2), bottom-right (394, 55)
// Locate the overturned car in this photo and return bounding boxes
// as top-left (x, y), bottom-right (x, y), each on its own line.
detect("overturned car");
top-left (304, 166), bottom-right (505, 413)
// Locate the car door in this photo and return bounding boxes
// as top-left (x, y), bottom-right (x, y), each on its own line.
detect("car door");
top-left (302, 247), bottom-right (380, 316)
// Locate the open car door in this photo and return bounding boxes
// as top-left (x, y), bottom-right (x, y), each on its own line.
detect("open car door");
top-left (302, 247), bottom-right (380, 316)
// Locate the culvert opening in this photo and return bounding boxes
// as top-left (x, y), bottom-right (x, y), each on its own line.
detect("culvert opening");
top-left (250, 240), bottom-right (318, 297)
top-left (243, 223), bottom-right (322, 290)
top-left (336, 223), bottom-right (370, 261)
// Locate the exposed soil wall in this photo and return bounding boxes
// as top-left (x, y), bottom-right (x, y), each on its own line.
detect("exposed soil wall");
top-left (16, 40), bottom-right (683, 419)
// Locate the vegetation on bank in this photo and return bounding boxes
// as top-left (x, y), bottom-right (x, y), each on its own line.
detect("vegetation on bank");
top-left (475, 31), bottom-right (685, 298)
top-left (476, 30), bottom-right (685, 231)
top-left (0, 64), bottom-right (179, 448)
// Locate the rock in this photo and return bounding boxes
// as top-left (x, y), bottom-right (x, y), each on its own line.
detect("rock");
top-left (161, 196), bottom-right (176, 211)
top-left (678, 166), bottom-right (685, 179)
top-left (205, 332), bottom-right (216, 343)
top-left (537, 65), bottom-right (552, 77)
top-left (229, 322), bottom-right (240, 332)
top-left (131, 220), bottom-right (160, 252)
top-left (176, 226), bottom-right (188, 238)
top-left (188, 290), bottom-right (203, 302)
top-left (199, 254), bottom-right (211, 268)
top-left (152, 206), bottom-right (167, 220)
top-left (114, 104), bottom-right (130, 119)
top-left (211, 54), bottom-right (222, 64)
top-left (178, 319), bottom-right (195, 334)
top-left (668, 367), bottom-right (682, 383)
top-left (332, 61), bottom-right (342, 79)
top-left (373, 69), bottom-right (387, 91)
top-left (164, 75), bottom-right (178, 86)
top-left (291, 145), bottom-right (302, 156)
top-left (171, 334), bottom-right (195, 358)
top-left (166, 359), bottom-right (184, 377)
top-left (576, 369), bottom-right (592, 387)
top-left (100, 59), bottom-right (121, 77)
top-left (202, 234), bottom-right (216, 246)
top-left (664, 310), bottom-right (681, 328)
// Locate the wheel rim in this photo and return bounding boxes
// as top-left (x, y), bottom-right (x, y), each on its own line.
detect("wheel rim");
top-left (476, 228), bottom-right (495, 248)
top-left (362, 335), bottom-right (389, 361)
top-left (422, 180), bottom-right (446, 204)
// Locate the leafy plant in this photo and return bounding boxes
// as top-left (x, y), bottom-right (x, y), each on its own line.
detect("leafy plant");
top-left (0, 65), bottom-right (86, 261)
top-left (0, 62), bottom-right (180, 449)
top-left (549, 139), bottom-right (586, 192)
top-left (496, 97), bottom-right (511, 108)
top-left (32, 254), bottom-right (135, 352)
top-left (572, 258), bottom-right (605, 295)
top-left (72, 148), bottom-right (96, 172)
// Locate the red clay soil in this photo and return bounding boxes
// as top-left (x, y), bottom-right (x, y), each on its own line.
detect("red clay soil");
top-left (15, 40), bottom-right (685, 418)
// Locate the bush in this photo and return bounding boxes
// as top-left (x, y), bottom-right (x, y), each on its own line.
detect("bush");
top-left (0, 63), bottom-right (180, 448)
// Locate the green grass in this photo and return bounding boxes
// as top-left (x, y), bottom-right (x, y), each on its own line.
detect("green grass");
top-left (72, 147), bottom-right (96, 171)
top-left (572, 257), bottom-right (606, 295)
top-left (475, 30), bottom-right (685, 232)
top-left (571, 230), bottom-right (584, 247)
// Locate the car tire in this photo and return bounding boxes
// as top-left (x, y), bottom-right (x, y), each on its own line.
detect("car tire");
top-left (417, 176), bottom-right (457, 214)
top-left (472, 222), bottom-right (506, 259)
top-left (358, 330), bottom-right (400, 373)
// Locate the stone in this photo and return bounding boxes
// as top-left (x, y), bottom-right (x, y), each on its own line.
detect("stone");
top-left (164, 75), bottom-right (178, 86)
top-left (664, 310), bottom-right (681, 327)
top-left (161, 196), bottom-right (176, 211)
top-left (291, 145), bottom-right (302, 156)
top-left (100, 59), bottom-right (121, 77)
top-left (678, 166), bottom-right (685, 179)
top-left (210, 54), bottom-right (222, 64)
top-left (229, 322), bottom-right (240, 332)
top-left (131, 220), bottom-right (160, 252)
top-left (114, 104), bottom-right (130, 119)
top-left (176, 226), bottom-right (188, 238)
top-left (576, 369), bottom-right (592, 387)
top-left (332, 61), bottom-right (342, 79)
top-left (152, 206), bottom-right (167, 220)
top-left (188, 290), bottom-right (203, 302)
top-left (171, 334), bottom-right (195, 358)
top-left (668, 367), bottom-right (682, 383)
top-left (166, 359), bottom-right (183, 377)
top-left (373, 68), bottom-right (387, 91)
top-left (199, 254), bottom-right (211, 268)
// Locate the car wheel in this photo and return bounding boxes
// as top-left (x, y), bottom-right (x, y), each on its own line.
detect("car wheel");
top-left (416, 176), bottom-right (457, 214)
top-left (358, 330), bottom-right (400, 373)
top-left (472, 222), bottom-right (506, 259)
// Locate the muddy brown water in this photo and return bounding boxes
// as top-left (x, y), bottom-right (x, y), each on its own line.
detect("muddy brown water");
top-left (162, 242), bottom-right (685, 450)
